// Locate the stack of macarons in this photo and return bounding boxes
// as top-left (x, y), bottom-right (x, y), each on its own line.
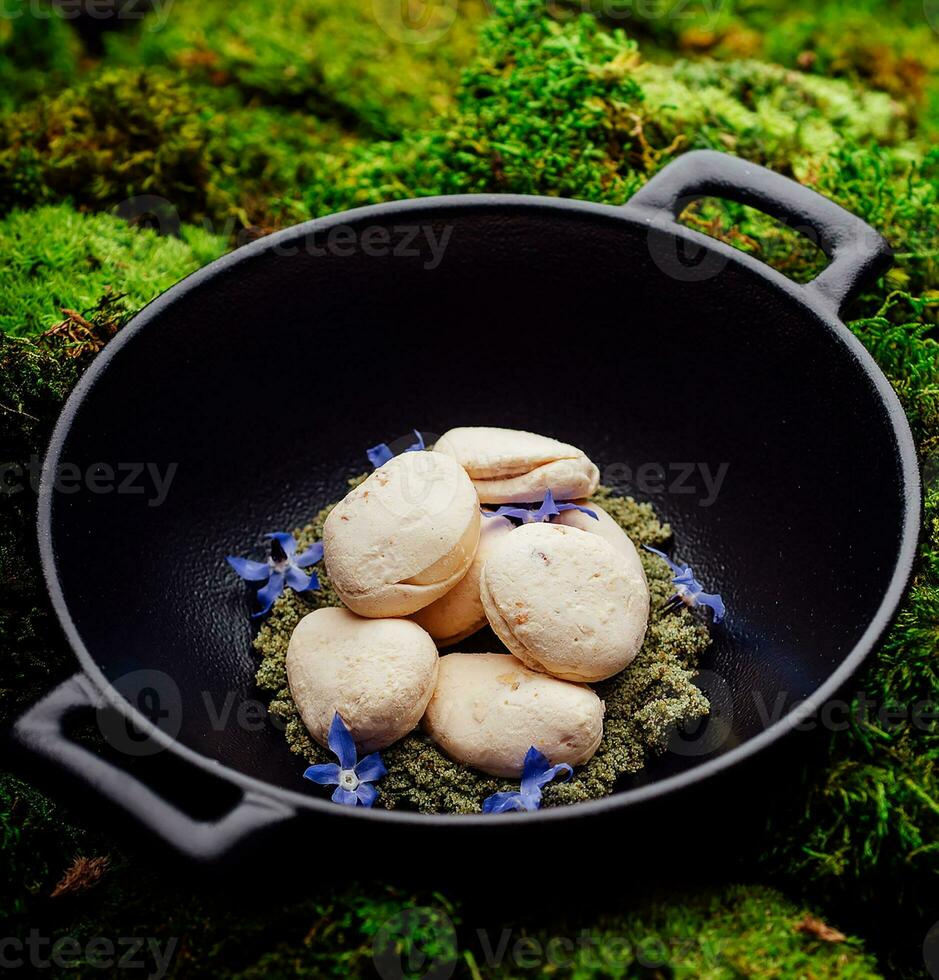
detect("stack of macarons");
top-left (285, 427), bottom-right (651, 779)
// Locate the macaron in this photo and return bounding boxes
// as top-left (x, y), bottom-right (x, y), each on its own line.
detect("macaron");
top-left (554, 499), bottom-right (650, 584)
top-left (286, 607), bottom-right (439, 753)
top-left (433, 427), bottom-right (599, 504)
top-left (422, 652), bottom-right (604, 777)
top-left (409, 515), bottom-right (514, 646)
top-left (480, 522), bottom-right (649, 682)
top-left (323, 450), bottom-right (481, 617)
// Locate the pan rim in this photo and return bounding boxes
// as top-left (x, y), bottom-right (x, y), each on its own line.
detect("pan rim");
top-left (35, 192), bottom-right (922, 829)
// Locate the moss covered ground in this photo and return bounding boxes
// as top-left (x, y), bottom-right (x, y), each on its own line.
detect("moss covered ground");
top-left (0, 0), bottom-right (937, 975)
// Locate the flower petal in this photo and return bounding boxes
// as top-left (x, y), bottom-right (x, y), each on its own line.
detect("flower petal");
top-left (483, 491), bottom-right (594, 525)
top-left (520, 746), bottom-right (551, 795)
top-left (355, 783), bottom-right (378, 808)
top-left (482, 791), bottom-right (527, 813)
top-left (698, 592), bottom-right (726, 624)
top-left (642, 545), bottom-right (684, 578)
top-left (327, 712), bottom-right (357, 770)
top-left (331, 786), bottom-right (358, 806)
top-left (252, 569), bottom-right (285, 617)
top-left (407, 430), bottom-right (426, 452)
top-left (520, 746), bottom-right (573, 794)
top-left (520, 790), bottom-right (545, 810)
top-left (303, 763), bottom-right (341, 785)
top-left (285, 564), bottom-right (317, 593)
top-left (532, 489), bottom-right (561, 522)
top-left (645, 546), bottom-right (724, 622)
top-left (538, 762), bottom-right (573, 789)
top-left (354, 752), bottom-right (387, 783)
top-left (556, 502), bottom-right (599, 521)
top-left (481, 505), bottom-right (534, 522)
top-left (673, 567), bottom-right (699, 589)
top-left (294, 541), bottom-right (324, 568)
top-left (226, 556), bottom-right (271, 582)
top-left (647, 547), bottom-right (695, 586)
top-left (367, 443), bottom-right (394, 468)
top-left (265, 532), bottom-right (297, 559)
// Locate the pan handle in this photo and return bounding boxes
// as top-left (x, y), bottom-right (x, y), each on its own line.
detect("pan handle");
top-left (11, 672), bottom-right (296, 863)
top-left (624, 150), bottom-right (893, 315)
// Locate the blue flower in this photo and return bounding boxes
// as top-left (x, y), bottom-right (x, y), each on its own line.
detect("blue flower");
top-left (643, 545), bottom-right (726, 623)
top-left (482, 746), bottom-right (573, 813)
top-left (226, 532), bottom-right (323, 618)
top-left (367, 429), bottom-right (425, 469)
top-left (481, 489), bottom-right (599, 525)
top-left (303, 712), bottom-right (387, 807)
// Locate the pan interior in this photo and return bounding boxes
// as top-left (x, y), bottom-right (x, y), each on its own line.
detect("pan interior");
top-left (44, 202), bottom-right (908, 797)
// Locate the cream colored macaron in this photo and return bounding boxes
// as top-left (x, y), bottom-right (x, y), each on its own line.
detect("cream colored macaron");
top-left (422, 652), bottom-right (604, 777)
top-left (286, 607), bottom-right (439, 753)
top-left (433, 427), bottom-right (599, 504)
top-left (323, 450), bottom-right (481, 617)
top-left (410, 515), bottom-right (514, 646)
top-left (480, 522), bottom-right (648, 682)
top-left (554, 500), bottom-right (650, 584)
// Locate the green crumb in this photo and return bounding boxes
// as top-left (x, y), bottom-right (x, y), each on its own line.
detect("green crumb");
top-left (589, 484), bottom-right (673, 545)
top-left (254, 483), bottom-right (713, 814)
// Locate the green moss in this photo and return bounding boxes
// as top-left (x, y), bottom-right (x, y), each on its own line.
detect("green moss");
top-left (106, 0), bottom-right (489, 137)
top-left (0, 772), bottom-right (92, 916)
top-left (0, 64), bottom-right (370, 229)
top-left (477, 884), bottom-right (882, 979)
top-left (814, 145), bottom-right (939, 301)
top-left (254, 484), bottom-right (712, 814)
top-left (723, 3), bottom-right (938, 128)
top-left (563, 0), bottom-right (937, 111)
top-left (0, 770), bottom-right (882, 977)
top-left (0, 205), bottom-right (227, 336)
top-left (297, 0), bottom-right (919, 222)
top-left (442, 4), bottom-right (648, 200)
top-left (3, 1), bottom-right (929, 237)
top-left (0, 68), bottom-right (228, 220)
top-left (0, 294), bottom-right (130, 736)
top-left (200, 105), bottom-right (354, 228)
top-left (0, 3), bottom-right (81, 110)
top-left (845, 292), bottom-right (939, 454)
top-left (638, 58), bottom-right (909, 170)
top-left (299, 1), bottom-right (652, 213)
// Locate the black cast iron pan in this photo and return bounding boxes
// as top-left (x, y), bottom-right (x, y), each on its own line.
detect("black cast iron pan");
top-left (12, 151), bottom-right (921, 866)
